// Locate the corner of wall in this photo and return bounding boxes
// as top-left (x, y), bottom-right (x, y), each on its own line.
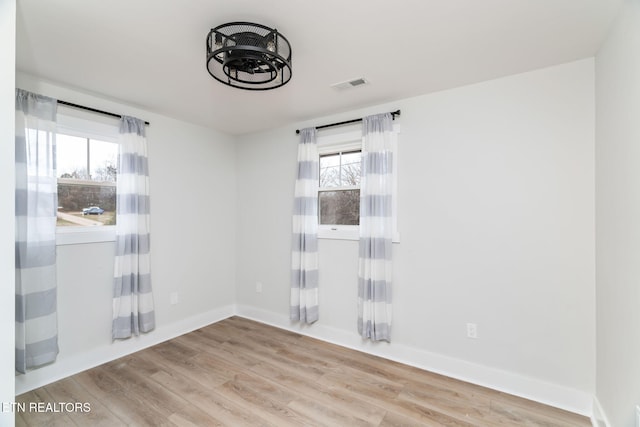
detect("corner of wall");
top-left (15, 305), bottom-right (236, 395)
top-left (591, 397), bottom-right (611, 427)
top-left (1, 1), bottom-right (17, 426)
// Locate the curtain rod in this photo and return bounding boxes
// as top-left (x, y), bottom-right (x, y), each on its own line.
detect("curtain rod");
top-left (295, 109), bottom-right (400, 134)
top-left (57, 100), bottom-right (150, 125)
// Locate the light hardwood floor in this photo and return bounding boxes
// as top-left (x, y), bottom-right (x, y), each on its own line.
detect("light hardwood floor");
top-left (16, 316), bottom-right (590, 426)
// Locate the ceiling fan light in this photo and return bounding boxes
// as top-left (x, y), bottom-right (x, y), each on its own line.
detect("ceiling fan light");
top-left (206, 22), bottom-right (292, 90)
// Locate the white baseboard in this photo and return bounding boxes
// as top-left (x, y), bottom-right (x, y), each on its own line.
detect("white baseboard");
top-left (235, 304), bottom-right (593, 417)
top-left (15, 304), bottom-right (235, 395)
top-left (591, 397), bottom-right (611, 427)
top-left (16, 303), bottom-right (594, 419)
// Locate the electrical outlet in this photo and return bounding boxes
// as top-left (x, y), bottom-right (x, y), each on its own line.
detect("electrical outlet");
top-left (256, 282), bottom-right (263, 293)
top-left (170, 292), bottom-right (179, 305)
top-left (466, 323), bottom-right (478, 339)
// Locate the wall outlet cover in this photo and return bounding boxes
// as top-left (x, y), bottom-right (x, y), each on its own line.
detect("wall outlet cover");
top-left (466, 323), bottom-right (478, 339)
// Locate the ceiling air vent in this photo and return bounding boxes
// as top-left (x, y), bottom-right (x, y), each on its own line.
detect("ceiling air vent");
top-left (331, 77), bottom-right (369, 90)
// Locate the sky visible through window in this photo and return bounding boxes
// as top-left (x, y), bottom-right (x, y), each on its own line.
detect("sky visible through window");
top-left (320, 150), bottom-right (361, 187)
top-left (56, 133), bottom-right (117, 181)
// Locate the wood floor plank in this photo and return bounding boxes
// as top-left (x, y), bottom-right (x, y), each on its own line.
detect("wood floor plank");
top-left (318, 368), bottom-right (405, 402)
top-left (167, 413), bottom-right (203, 427)
top-left (379, 409), bottom-right (436, 427)
top-left (145, 345), bottom-right (232, 389)
top-left (71, 367), bottom-right (155, 426)
top-left (15, 411), bottom-right (29, 427)
top-left (219, 339), bottom-right (328, 380)
top-left (43, 377), bottom-right (125, 427)
top-left (185, 326), bottom-right (230, 346)
top-left (16, 316), bottom-right (591, 427)
top-left (398, 383), bottom-right (494, 426)
top-left (151, 367), bottom-right (272, 426)
top-left (15, 388), bottom-right (76, 427)
top-left (491, 391), bottom-right (590, 426)
top-left (98, 357), bottom-right (209, 426)
top-left (72, 365), bottom-right (125, 398)
top-left (249, 360), bottom-right (387, 425)
top-left (317, 367), bottom-right (476, 426)
top-left (213, 377), bottom-right (316, 426)
top-left (489, 399), bottom-right (586, 427)
top-left (287, 396), bottom-right (376, 427)
top-left (192, 339), bottom-right (264, 373)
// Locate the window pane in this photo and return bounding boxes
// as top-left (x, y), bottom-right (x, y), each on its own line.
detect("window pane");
top-left (320, 153), bottom-right (340, 187)
top-left (340, 151), bottom-right (361, 186)
top-left (319, 190), bottom-right (360, 225)
top-left (56, 182), bottom-right (116, 226)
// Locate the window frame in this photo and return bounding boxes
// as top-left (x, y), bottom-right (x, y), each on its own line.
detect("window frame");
top-left (318, 146), bottom-right (362, 230)
top-left (55, 107), bottom-right (120, 245)
top-left (316, 126), bottom-right (400, 242)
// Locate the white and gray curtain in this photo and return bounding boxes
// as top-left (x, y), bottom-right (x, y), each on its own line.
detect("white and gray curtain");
top-left (290, 127), bottom-right (319, 323)
top-left (112, 116), bottom-right (155, 339)
top-left (358, 113), bottom-right (395, 342)
top-left (15, 89), bottom-right (59, 373)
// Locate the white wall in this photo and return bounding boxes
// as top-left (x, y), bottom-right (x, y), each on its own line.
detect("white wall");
top-left (595, 1), bottom-right (640, 426)
top-left (0, 1), bottom-right (16, 426)
top-left (236, 59), bottom-right (596, 414)
top-left (14, 74), bottom-right (237, 394)
top-left (7, 52), bottom-right (600, 418)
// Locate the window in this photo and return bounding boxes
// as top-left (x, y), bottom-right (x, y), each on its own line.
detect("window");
top-left (316, 127), bottom-right (400, 242)
top-left (55, 108), bottom-right (120, 245)
top-left (319, 150), bottom-right (361, 226)
top-left (56, 134), bottom-right (117, 227)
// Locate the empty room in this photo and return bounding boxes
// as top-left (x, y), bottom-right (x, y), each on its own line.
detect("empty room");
top-left (1, 0), bottom-right (639, 426)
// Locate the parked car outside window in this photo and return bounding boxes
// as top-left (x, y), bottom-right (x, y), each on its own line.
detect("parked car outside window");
top-left (82, 206), bottom-right (105, 215)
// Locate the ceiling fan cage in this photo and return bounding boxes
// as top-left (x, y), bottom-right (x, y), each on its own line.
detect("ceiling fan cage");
top-left (206, 22), bottom-right (292, 90)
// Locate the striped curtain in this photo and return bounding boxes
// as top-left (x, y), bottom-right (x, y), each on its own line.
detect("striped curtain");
top-left (358, 113), bottom-right (395, 342)
top-left (112, 116), bottom-right (155, 339)
top-left (15, 89), bottom-right (59, 373)
top-left (290, 127), bottom-right (319, 323)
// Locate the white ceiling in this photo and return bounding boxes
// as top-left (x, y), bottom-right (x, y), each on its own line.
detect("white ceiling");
top-left (16, 0), bottom-right (622, 135)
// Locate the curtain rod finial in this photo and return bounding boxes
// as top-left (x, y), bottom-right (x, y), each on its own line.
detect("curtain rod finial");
top-left (294, 109), bottom-right (401, 135)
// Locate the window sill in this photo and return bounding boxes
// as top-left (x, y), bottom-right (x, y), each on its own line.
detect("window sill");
top-left (318, 226), bottom-right (401, 243)
top-left (318, 226), bottom-right (359, 241)
top-left (56, 226), bottom-right (116, 245)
